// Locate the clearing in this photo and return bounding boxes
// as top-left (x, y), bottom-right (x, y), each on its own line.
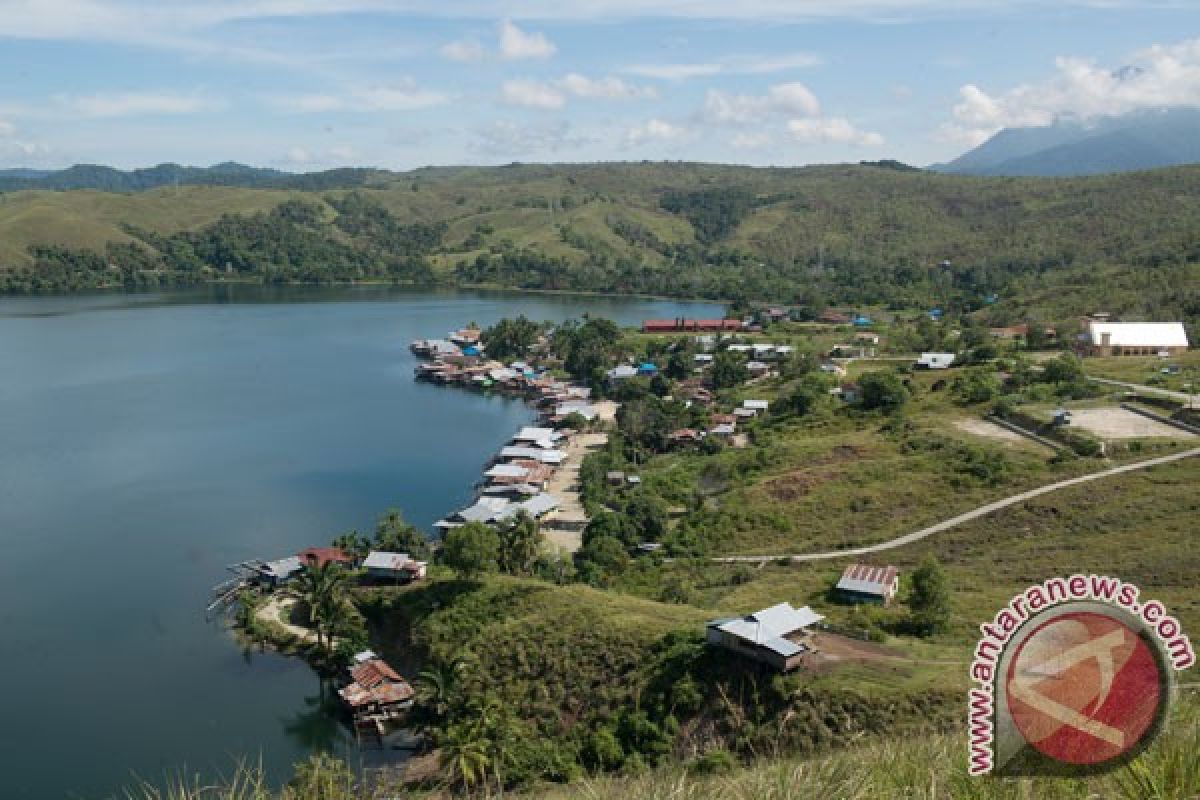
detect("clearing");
top-left (953, 417), bottom-right (1040, 447)
top-left (1067, 407), bottom-right (1195, 440)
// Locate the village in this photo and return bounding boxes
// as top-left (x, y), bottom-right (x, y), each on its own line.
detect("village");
top-left (213, 304), bottom-right (1194, 755)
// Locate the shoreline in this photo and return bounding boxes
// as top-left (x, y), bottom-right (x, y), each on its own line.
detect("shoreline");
top-left (0, 277), bottom-right (731, 308)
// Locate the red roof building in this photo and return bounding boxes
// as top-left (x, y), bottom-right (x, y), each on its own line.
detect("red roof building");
top-left (834, 563), bottom-right (899, 605)
top-left (297, 547), bottom-right (355, 568)
top-left (339, 658), bottom-right (414, 710)
top-left (642, 319), bottom-right (742, 333)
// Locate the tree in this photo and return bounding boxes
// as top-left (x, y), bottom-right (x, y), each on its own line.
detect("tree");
top-left (442, 521), bottom-right (500, 580)
top-left (496, 511), bottom-right (540, 576)
top-left (622, 493), bottom-right (668, 544)
top-left (950, 368), bottom-right (999, 405)
top-left (1041, 353), bottom-right (1084, 384)
top-left (575, 534), bottom-right (630, 586)
top-left (710, 350), bottom-right (748, 389)
top-left (858, 370), bottom-right (909, 412)
top-left (909, 555), bottom-right (951, 636)
top-left (286, 561), bottom-right (350, 654)
top-left (440, 719), bottom-right (491, 791)
top-left (330, 529), bottom-right (369, 560)
top-left (481, 315), bottom-right (543, 361)
top-left (374, 508), bottom-right (431, 560)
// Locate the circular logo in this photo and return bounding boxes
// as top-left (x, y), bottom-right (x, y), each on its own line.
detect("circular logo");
top-left (1005, 609), bottom-right (1169, 769)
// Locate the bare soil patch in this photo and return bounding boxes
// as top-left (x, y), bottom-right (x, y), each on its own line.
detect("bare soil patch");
top-left (1068, 408), bottom-right (1195, 440)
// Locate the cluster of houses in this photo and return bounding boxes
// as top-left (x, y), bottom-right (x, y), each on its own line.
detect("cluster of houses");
top-left (412, 330), bottom-right (612, 537)
top-left (253, 546), bottom-right (429, 588)
top-left (706, 562), bottom-right (899, 672)
top-left (667, 399), bottom-right (769, 449)
top-left (435, 426), bottom-right (569, 531)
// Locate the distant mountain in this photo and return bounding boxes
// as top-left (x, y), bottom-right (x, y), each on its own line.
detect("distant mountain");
top-left (936, 108), bottom-right (1200, 177)
top-left (0, 162), bottom-right (383, 192)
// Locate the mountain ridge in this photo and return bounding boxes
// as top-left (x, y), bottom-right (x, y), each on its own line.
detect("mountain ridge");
top-left (936, 107), bottom-right (1200, 176)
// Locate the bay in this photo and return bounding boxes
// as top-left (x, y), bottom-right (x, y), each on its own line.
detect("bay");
top-left (0, 285), bottom-right (720, 799)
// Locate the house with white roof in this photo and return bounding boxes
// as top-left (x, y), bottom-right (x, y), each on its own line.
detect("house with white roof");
top-left (1085, 321), bottom-right (1189, 357)
top-left (916, 352), bottom-right (956, 370)
top-left (513, 427), bottom-right (563, 444)
top-left (363, 551), bottom-right (428, 582)
top-left (706, 602), bottom-right (824, 671)
top-left (499, 446), bottom-right (567, 464)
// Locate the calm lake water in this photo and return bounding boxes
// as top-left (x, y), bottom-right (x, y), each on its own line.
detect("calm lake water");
top-left (0, 285), bottom-right (720, 799)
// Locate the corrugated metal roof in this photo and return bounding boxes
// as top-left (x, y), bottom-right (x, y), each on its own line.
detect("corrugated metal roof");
top-left (763, 637), bottom-right (804, 658)
top-left (514, 427), bottom-right (562, 442)
top-left (1088, 322), bottom-right (1189, 348)
top-left (363, 551), bottom-right (410, 570)
top-left (261, 556), bottom-right (303, 579)
top-left (714, 602), bottom-right (824, 645)
top-left (485, 463), bottom-right (529, 478)
top-left (836, 564), bottom-right (898, 596)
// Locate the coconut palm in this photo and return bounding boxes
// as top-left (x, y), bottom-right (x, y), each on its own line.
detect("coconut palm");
top-left (439, 720), bottom-right (491, 793)
top-left (285, 561), bottom-right (349, 654)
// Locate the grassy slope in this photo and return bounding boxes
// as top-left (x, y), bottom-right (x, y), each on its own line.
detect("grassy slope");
top-left (0, 186), bottom-right (310, 265)
top-left (543, 695), bottom-right (1200, 800)
top-left (3, 162), bottom-right (1200, 289)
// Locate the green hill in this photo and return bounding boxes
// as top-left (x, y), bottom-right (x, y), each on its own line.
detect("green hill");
top-left (2, 162), bottom-right (1198, 326)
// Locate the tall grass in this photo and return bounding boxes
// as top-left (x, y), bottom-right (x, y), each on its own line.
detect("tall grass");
top-left (124, 696), bottom-right (1198, 800)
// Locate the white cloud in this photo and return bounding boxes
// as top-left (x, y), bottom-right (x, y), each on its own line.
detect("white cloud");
top-left (498, 19), bottom-right (556, 60)
top-left (501, 79), bottom-right (566, 109)
top-left (439, 38), bottom-right (485, 62)
top-left (626, 62), bottom-right (723, 81)
top-left (626, 51), bottom-right (820, 81)
top-left (472, 120), bottom-right (589, 156)
top-left (560, 73), bottom-right (657, 100)
top-left (941, 36), bottom-right (1200, 145)
top-left (0, 119), bottom-right (51, 161)
top-left (704, 82), bottom-right (821, 124)
top-left (284, 146), bottom-right (313, 164)
top-left (60, 91), bottom-right (221, 118)
top-left (787, 116), bottom-right (884, 146)
top-left (625, 118), bottom-right (689, 146)
top-left (272, 80), bottom-right (448, 112)
top-left (501, 74), bottom-right (657, 109)
top-left (731, 131), bottom-right (774, 149)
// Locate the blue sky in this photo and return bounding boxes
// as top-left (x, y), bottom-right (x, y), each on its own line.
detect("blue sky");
top-left (0, 1), bottom-right (1197, 170)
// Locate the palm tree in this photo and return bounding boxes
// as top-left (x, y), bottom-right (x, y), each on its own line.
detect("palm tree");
top-left (439, 721), bottom-right (491, 793)
top-left (285, 561), bottom-right (349, 654)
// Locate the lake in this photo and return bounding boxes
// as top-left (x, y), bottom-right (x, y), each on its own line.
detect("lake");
top-left (0, 285), bottom-right (721, 799)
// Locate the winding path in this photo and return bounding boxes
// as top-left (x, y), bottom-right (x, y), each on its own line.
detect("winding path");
top-left (1087, 376), bottom-right (1194, 405)
top-left (711, 446), bottom-right (1200, 564)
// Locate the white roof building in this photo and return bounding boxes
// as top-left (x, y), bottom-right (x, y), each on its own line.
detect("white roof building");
top-left (499, 446), bottom-right (567, 464)
top-left (1087, 322), bottom-right (1189, 350)
top-left (706, 603), bottom-right (824, 669)
top-left (743, 399), bottom-right (769, 411)
top-left (513, 427), bottom-right (563, 444)
top-left (917, 352), bottom-right (956, 369)
top-left (484, 463), bottom-right (529, 479)
top-left (607, 365), bottom-right (638, 381)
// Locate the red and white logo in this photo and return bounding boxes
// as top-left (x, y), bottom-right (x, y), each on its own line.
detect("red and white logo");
top-left (1006, 611), bottom-right (1163, 766)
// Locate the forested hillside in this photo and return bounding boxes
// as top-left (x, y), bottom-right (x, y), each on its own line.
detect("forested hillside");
top-left (2, 162), bottom-right (1198, 325)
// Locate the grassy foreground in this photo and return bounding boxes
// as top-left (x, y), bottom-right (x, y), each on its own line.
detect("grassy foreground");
top-left (126, 694), bottom-right (1199, 799)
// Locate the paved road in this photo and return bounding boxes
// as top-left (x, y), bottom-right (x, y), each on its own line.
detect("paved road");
top-left (711, 446), bottom-right (1200, 564)
top-left (1088, 376), bottom-right (1194, 404)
